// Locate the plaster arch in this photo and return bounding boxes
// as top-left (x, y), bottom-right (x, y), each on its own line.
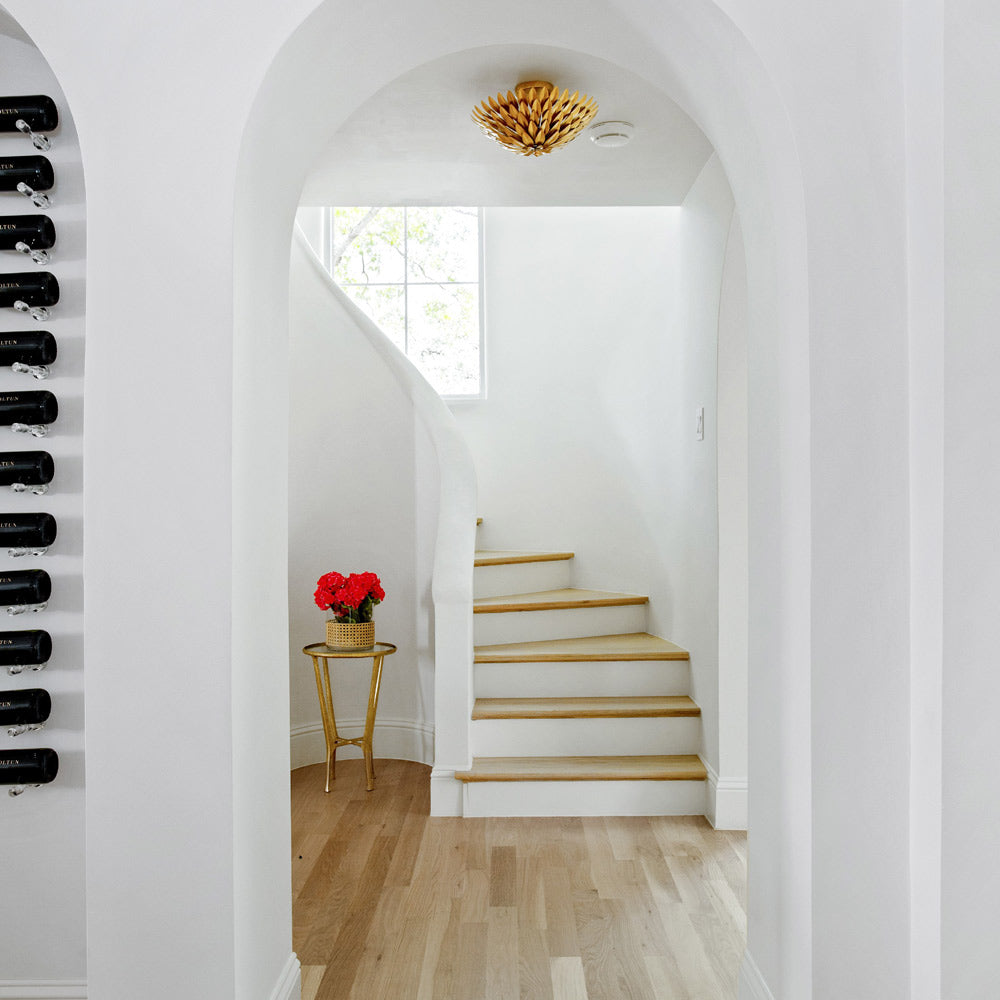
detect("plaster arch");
top-left (234, 2), bottom-right (810, 998)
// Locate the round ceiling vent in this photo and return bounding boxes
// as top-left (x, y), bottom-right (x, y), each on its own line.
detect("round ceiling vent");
top-left (588, 121), bottom-right (634, 148)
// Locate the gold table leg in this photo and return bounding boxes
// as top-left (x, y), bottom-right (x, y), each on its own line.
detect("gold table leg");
top-left (362, 653), bottom-right (386, 792)
top-left (311, 655), bottom-right (339, 794)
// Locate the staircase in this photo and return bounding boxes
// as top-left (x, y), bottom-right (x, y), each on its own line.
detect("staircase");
top-left (455, 523), bottom-right (708, 817)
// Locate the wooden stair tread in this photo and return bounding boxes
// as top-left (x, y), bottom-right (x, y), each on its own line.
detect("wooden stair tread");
top-left (474, 549), bottom-right (574, 566)
top-left (473, 588), bottom-right (648, 614)
top-left (472, 695), bottom-right (700, 719)
top-left (456, 754), bottom-right (707, 782)
top-left (475, 632), bottom-right (689, 662)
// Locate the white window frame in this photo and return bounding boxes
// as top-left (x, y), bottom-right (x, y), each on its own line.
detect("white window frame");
top-left (322, 206), bottom-right (486, 401)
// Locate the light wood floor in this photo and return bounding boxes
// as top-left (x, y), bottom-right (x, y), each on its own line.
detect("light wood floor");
top-left (292, 759), bottom-right (746, 1000)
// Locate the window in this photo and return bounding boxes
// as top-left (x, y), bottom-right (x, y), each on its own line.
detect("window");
top-left (322, 206), bottom-right (484, 398)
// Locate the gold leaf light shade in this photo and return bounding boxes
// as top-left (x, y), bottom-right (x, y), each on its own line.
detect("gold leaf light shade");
top-left (472, 80), bottom-right (598, 157)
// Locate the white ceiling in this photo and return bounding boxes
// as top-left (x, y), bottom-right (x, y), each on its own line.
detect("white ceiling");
top-left (300, 44), bottom-right (714, 208)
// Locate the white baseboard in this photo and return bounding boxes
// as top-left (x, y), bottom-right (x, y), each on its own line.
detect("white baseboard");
top-left (0, 983), bottom-right (87, 999)
top-left (268, 953), bottom-right (301, 1000)
top-left (290, 717), bottom-right (433, 770)
top-left (738, 951), bottom-right (776, 1000)
top-left (430, 767), bottom-right (464, 816)
top-left (703, 758), bottom-right (748, 830)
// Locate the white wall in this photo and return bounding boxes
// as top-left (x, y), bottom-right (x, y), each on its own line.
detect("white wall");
top-left (0, 25), bottom-right (86, 991)
top-left (942, 1), bottom-right (1000, 994)
top-left (460, 204), bottom-right (680, 592)
top-left (287, 227), bottom-right (433, 768)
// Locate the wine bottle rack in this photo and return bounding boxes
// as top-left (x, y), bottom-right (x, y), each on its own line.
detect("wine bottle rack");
top-left (2, 90), bottom-right (70, 801)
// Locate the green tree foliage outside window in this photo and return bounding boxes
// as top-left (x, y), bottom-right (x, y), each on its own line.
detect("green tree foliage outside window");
top-left (328, 206), bottom-right (483, 397)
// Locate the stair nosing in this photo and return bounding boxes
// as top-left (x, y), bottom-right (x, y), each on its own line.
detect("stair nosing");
top-left (455, 754), bottom-right (708, 783)
top-left (471, 695), bottom-right (701, 720)
top-left (473, 588), bottom-right (648, 614)
top-left (474, 632), bottom-right (690, 662)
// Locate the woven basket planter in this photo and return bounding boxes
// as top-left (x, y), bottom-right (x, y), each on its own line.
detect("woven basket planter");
top-left (326, 619), bottom-right (375, 649)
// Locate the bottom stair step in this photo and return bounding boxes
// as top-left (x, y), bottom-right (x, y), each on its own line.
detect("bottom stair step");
top-left (456, 754), bottom-right (707, 782)
top-left (455, 755), bottom-right (707, 817)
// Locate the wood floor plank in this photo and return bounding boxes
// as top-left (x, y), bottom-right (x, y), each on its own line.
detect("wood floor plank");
top-left (430, 899), bottom-right (463, 1000)
top-left (345, 885), bottom-right (407, 1000)
top-left (486, 904), bottom-right (519, 1000)
top-left (543, 866), bottom-right (580, 958)
top-left (519, 924), bottom-right (556, 1000)
top-left (314, 835), bottom-right (396, 999)
top-left (489, 845), bottom-right (517, 907)
top-left (451, 920), bottom-right (488, 1000)
top-left (576, 895), bottom-right (658, 1000)
top-left (300, 965), bottom-right (325, 1000)
top-left (551, 956), bottom-right (590, 1000)
top-left (414, 903), bottom-right (453, 1000)
top-left (292, 759), bottom-right (746, 1000)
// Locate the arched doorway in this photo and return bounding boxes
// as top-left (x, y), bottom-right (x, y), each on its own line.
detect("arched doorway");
top-left (233, 2), bottom-right (811, 996)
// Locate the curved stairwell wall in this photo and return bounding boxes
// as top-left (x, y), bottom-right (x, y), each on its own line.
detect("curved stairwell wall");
top-left (288, 226), bottom-right (476, 809)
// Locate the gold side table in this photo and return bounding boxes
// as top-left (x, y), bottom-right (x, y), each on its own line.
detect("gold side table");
top-left (302, 641), bottom-right (397, 793)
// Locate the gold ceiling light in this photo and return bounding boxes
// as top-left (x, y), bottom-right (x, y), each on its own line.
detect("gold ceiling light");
top-left (472, 80), bottom-right (599, 157)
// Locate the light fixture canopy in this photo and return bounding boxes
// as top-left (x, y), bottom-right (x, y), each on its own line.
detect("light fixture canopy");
top-left (472, 80), bottom-right (598, 157)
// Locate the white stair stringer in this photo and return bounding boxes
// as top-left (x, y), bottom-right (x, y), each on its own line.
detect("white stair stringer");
top-left (473, 601), bottom-right (647, 645)
top-left (474, 556), bottom-right (573, 598)
top-left (470, 715), bottom-right (701, 757)
top-left (474, 659), bottom-right (691, 698)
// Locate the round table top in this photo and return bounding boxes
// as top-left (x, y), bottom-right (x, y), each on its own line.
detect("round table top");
top-left (302, 640), bottom-right (397, 659)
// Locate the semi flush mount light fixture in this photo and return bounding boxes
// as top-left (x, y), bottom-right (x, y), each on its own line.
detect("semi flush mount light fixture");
top-left (588, 121), bottom-right (634, 148)
top-left (471, 80), bottom-right (598, 157)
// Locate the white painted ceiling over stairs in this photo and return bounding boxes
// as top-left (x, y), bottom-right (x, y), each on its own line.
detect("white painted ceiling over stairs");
top-left (300, 44), bottom-right (715, 207)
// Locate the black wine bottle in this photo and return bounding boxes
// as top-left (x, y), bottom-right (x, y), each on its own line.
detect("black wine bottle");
top-left (0, 391), bottom-right (57, 425)
top-left (0, 630), bottom-right (51, 667)
top-left (0, 569), bottom-right (50, 605)
top-left (0, 332), bottom-right (56, 367)
top-left (0, 513), bottom-right (56, 548)
top-left (0, 747), bottom-right (58, 784)
top-left (0, 272), bottom-right (59, 308)
top-left (0, 97), bottom-right (58, 134)
top-left (0, 688), bottom-right (50, 726)
top-left (0, 216), bottom-right (55, 251)
top-left (0, 451), bottom-right (53, 487)
top-left (0, 156), bottom-right (54, 193)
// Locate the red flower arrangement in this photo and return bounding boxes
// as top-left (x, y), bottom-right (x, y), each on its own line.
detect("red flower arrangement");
top-left (314, 570), bottom-right (385, 624)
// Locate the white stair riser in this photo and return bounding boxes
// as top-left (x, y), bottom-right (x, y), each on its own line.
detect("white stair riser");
top-left (470, 715), bottom-right (701, 757)
top-left (463, 779), bottom-right (707, 817)
top-left (473, 603), bottom-right (647, 646)
top-left (473, 560), bottom-right (573, 599)
top-left (474, 660), bottom-right (691, 698)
